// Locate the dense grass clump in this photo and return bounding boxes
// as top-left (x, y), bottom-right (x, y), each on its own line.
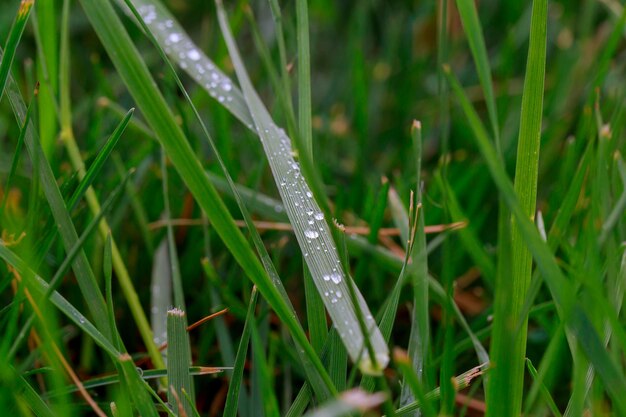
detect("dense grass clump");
top-left (1, 0), bottom-right (625, 416)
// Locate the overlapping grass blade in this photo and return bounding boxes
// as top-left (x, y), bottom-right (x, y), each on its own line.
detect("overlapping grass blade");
top-left (0, 245), bottom-right (119, 357)
top-left (79, 0), bottom-right (336, 398)
top-left (8, 171), bottom-right (132, 360)
top-left (57, 0), bottom-right (165, 368)
top-left (3, 64), bottom-right (112, 339)
top-left (121, 0), bottom-right (337, 400)
top-left (215, 0), bottom-right (388, 375)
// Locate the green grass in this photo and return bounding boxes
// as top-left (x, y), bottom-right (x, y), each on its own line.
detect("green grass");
top-left (1, 0), bottom-right (626, 415)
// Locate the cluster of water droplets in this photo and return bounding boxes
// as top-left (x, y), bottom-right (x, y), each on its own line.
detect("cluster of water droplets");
top-left (135, 2), bottom-right (236, 107)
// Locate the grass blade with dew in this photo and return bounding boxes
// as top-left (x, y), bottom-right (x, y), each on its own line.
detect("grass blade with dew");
top-left (122, 0), bottom-right (331, 215)
top-left (3, 66), bottom-right (112, 340)
top-left (487, 0), bottom-right (547, 414)
top-left (215, 0), bottom-right (389, 375)
top-left (166, 308), bottom-right (195, 417)
top-left (78, 0), bottom-right (336, 398)
top-left (121, 0), bottom-right (337, 401)
top-left (0, 0), bottom-right (33, 101)
top-left (126, 0), bottom-right (384, 374)
top-left (444, 64), bottom-right (626, 414)
top-left (151, 240), bottom-right (172, 349)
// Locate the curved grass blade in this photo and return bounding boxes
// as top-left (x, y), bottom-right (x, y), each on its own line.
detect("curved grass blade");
top-left (120, 0), bottom-right (337, 400)
top-left (215, 0), bottom-right (389, 375)
top-left (78, 0), bottom-right (336, 398)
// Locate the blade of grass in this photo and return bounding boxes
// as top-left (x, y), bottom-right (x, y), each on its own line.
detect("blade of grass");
top-left (296, 0), bottom-right (313, 161)
top-left (487, 0), bottom-right (547, 414)
top-left (215, 0), bottom-right (389, 375)
top-left (250, 318), bottom-right (281, 417)
top-left (454, 0), bottom-right (501, 150)
top-left (400, 122), bottom-right (430, 408)
top-left (161, 150), bottom-right (185, 311)
top-left (223, 287), bottom-right (258, 417)
top-left (166, 308), bottom-right (195, 416)
top-left (151, 240), bottom-right (172, 348)
top-left (525, 358), bottom-right (563, 417)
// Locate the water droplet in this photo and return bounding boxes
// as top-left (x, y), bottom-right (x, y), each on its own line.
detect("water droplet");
top-left (330, 272), bottom-right (342, 284)
top-left (308, 219), bottom-right (314, 225)
top-left (187, 49), bottom-right (201, 61)
top-left (331, 297), bottom-right (338, 304)
top-left (304, 229), bottom-right (319, 239)
top-left (168, 33), bottom-right (182, 44)
top-left (314, 212), bottom-right (324, 220)
top-left (323, 272), bottom-right (342, 284)
top-left (220, 82), bottom-right (232, 91)
top-left (306, 191), bottom-right (313, 198)
top-left (336, 290), bottom-right (342, 298)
